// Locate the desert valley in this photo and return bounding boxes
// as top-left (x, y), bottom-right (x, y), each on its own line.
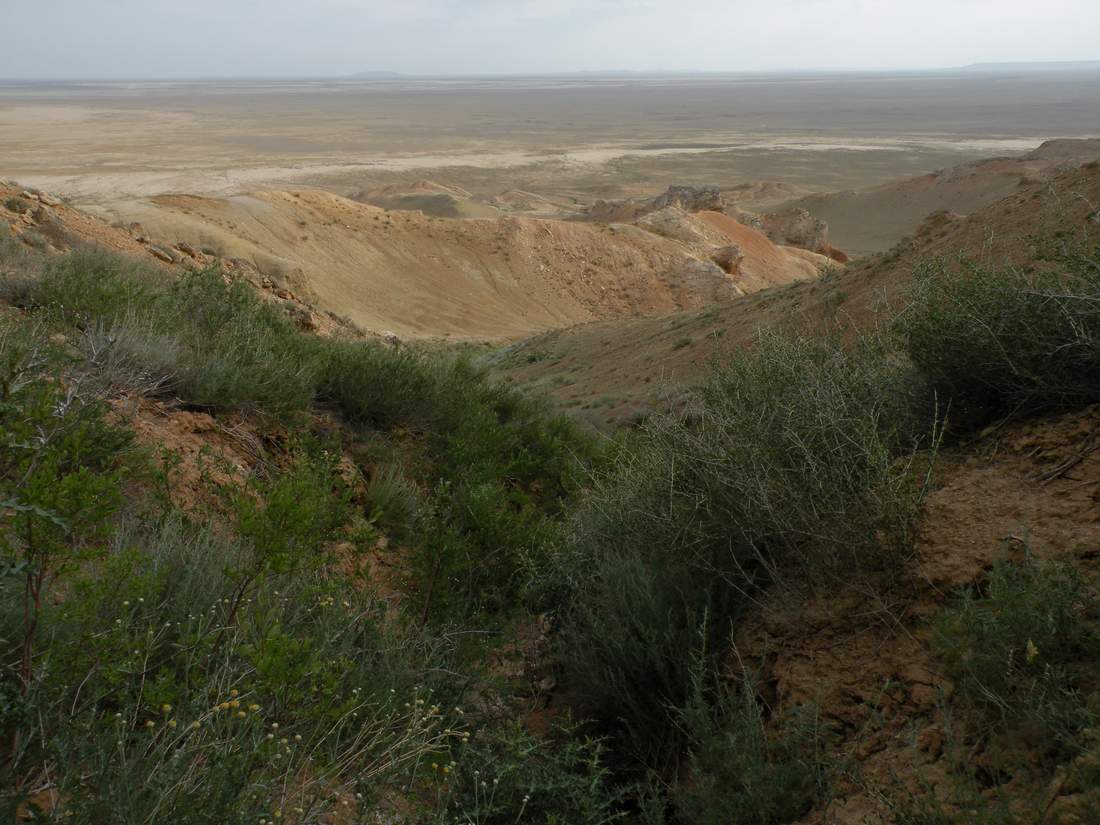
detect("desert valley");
top-left (3, 56), bottom-right (1100, 825)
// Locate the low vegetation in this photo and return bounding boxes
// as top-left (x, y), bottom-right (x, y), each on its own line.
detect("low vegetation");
top-left (1, 234), bottom-right (1098, 822)
top-left (935, 554), bottom-right (1099, 755)
top-left (896, 242), bottom-right (1100, 428)
top-left (561, 330), bottom-right (935, 770)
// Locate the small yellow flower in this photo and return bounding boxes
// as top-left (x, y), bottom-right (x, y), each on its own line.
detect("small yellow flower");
top-left (218, 702), bottom-right (230, 711)
top-left (161, 703), bottom-right (172, 713)
top-left (144, 720), bottom-right (155, 729)
top-left (249, 703), bottom-right (260, 712)
top-left (168, 719), bottom-right (178, 729)
top-left (190, 721), bottom-right (201, 729)
top-left (230, 689), bottom-right (239, 697)
top-left (229, 700), bottom-right (240, 709)
top-left (237, 711), bottom-right (247, 719)
top-left (1027, 639), bottom-right (1039, 663)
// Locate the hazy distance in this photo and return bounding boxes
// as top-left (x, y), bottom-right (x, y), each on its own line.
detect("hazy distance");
top-left (1, 0), bottom-right (1098, 79)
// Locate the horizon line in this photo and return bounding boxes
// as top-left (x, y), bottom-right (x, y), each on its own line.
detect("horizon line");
top-left (3, 60), bottom-right (1100, 84)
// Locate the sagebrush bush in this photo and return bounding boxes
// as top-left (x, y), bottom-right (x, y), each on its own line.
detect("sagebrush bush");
top-left (562, 330), bottom-right (934, 770)
top-left (673, 666), bottom-right (829, 825)
top-left (934, 554), bottom-right (1099, 752)
top-left (897, 244), bottom-right (1100, 427)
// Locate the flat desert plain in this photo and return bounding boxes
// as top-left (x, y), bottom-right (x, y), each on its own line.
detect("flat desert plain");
top-left (3, 69), bottom-right (1099, 213)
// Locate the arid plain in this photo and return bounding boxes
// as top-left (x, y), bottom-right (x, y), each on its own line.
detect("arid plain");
top-left (4, 69), bottom-right (1100, 210)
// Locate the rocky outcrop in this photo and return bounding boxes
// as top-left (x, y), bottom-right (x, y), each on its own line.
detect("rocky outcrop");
top-left (757, 208), bottom-right (829, 251)
top-left (710, 244), bottom-right (744, 275)
top-left (635, 206), bottom-right (729, 247)
top-left (650, 186), bottom-right (724, 214)
top-left (587, 185), bottom-right (726, 223)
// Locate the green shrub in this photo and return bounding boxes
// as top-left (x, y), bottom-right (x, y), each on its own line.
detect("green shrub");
top-left (19, 251), bottom-right (322, 412)
top-left (561, 555), bottom-right (742, 771)
top-left (8, 246), bottom-right (594, 626)
top-left (26, 248), bottom-right (164, 324)
top-left (562, 330), bottom-right (933, 769)
top-left (364, 463), bottom-right (423, 539)
top-left (934, 554), bottom-right (1098, 752)
top-left (897, 245), bottom-right (1100, 427)
top-left (673, 668), bottom-right (829, 825)
top-left (160, 270), bottom-right (322, 411)
top-left (5, 507), bottom-right (467, 822)
top-left (317, 337), bottom-right (443, 430)
top-left (226, 443), bottom-right (353, 578)
top-left (574, 330), bottom-right (930, 591)
top-left (0, 323), bottom-right (135, 801)
top-left (431, 720), bottom-right (623, 825)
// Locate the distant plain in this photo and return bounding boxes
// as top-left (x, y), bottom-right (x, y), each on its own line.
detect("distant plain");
top-left (3, 69), bottom-right (1099, 212)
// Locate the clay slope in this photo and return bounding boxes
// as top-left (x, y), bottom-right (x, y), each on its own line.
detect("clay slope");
top-left (782, 138), bottom-right (1100, 256)
top-left (494, 160), bottom-right (1100, 429)
top-left (97, 189), bottom-right (748, 340)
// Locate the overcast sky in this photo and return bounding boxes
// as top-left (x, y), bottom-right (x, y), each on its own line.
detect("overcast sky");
top-left (1, 0), bottom-right (1097, 78)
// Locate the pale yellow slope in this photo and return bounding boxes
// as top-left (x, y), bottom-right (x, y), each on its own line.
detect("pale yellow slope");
top-left (104, 189), bottom-right (742, 340)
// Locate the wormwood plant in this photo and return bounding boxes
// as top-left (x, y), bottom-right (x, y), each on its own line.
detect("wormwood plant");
top-left (673, 663), bottom-right (829, 825)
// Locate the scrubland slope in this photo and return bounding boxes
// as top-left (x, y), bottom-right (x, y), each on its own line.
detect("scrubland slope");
top-left (2, 149), bottom-right (1099, 824)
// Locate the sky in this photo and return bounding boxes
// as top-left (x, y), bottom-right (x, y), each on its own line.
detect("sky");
top-left (1, 0), bottom-right (1097, 78)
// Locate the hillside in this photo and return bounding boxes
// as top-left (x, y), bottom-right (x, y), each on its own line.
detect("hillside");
top-left (778, 139), bottom-right (1100, 255)
top-left (57, 188), bottom-right (825, 341)
top-left (3, 144), bottom-right (1100, 825)
top-left (493, 159), bottom-right (1100, 429)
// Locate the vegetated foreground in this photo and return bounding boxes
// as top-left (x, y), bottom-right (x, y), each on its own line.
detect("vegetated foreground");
top-left (0, 161), bottom-right (1099, 825)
